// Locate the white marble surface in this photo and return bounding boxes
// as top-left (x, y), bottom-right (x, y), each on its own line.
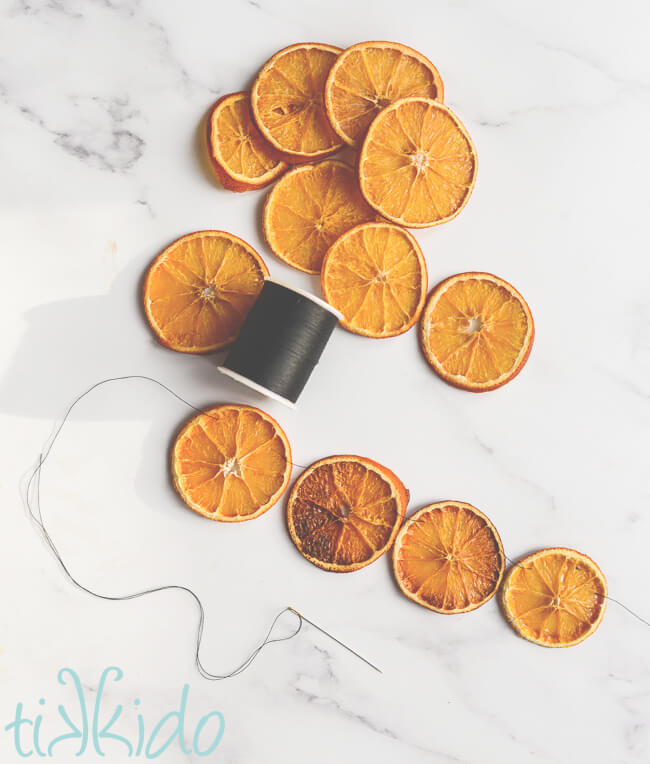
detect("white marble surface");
top-left (2, 0), bottom-right (650, 761)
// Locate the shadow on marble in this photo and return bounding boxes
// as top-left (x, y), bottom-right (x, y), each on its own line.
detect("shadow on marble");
top-left (194, 101), bottom-right (224, 192)
top-left (0, 252), bottom-right (261, 420)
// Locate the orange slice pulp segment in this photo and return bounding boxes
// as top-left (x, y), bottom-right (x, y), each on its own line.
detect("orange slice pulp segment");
top-left (501, 548), bottom-right (607, 647)
top-left (419, 272), bottom-right (534, 391)
top-left (393, 501), bottom-right (505, 613)
top-left (263, 159), bottom-right (376, 274)
top-left (321, 222), bottom-right (427, 337)
top-left (358, 97), bottom-right (477, 227)
top-left (251, 42), bottom-right (344, 162)
top-left (143, 231), bottom-right (268, 354)
top-left (287, 455), bottom-right (408, 572)
top-left (325, 41), bottom-right (444, 147)
top-left (172, 404), bottom-right (292, 522)
top-left (206, 91), bottom-right (287, 191)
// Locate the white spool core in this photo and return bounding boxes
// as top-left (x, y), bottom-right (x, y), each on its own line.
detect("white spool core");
top-left (217, 366), bottom-right (297, 409)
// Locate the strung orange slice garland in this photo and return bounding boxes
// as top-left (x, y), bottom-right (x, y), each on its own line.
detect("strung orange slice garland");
top-left (172, 404), bottom-right (292, 522)
top-left (393, 501), bottom-right (505, 613)
top-left (501, 548), bottom-right (607, 647)
top-left (286, 455), bottom-right (408, 572)
top-left (140, 40), bottom-right (609, 653)
top-left (206, 91), bottom-right (287, 191)
top-left (143, 231), bottom-right (268, 354)
top-left (321, 221), bottom-right (427, 337)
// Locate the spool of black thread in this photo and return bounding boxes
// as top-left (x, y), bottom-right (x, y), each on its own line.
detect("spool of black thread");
top-left (218, 278), bottom-right (342, 407)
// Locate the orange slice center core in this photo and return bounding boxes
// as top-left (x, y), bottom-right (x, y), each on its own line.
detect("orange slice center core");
top-left (411, 150), bottom-right (428, 171)
top-left (467, 316), bottom-right (483, 333)
top-left (200, 284), bottom-right (216, 301)
top-left (222, 456), bottom-right (242, 479)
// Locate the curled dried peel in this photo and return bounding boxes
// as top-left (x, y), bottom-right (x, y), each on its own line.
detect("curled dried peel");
top-left (206, 91), bottom-right (287, 191)
top-left (172, 404), bottom-right (292, 522)
top-left (501, 548), bottom-right (607, 647)
top-left (287, 455), bottom-right (408, 572)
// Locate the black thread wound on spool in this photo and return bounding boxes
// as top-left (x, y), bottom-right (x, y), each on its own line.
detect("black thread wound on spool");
top-left (219, 279), bottom-right (341, 406)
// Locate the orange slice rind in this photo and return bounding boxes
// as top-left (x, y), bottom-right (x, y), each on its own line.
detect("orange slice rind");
top-left (501, 548), bottom-right (607, 647)
top-left (143, 230), bottom-right (268, 354)
top-left (251, 42), bottom-right (344, 163)
top-left (287, 455), bottom-right (409, 572)
top-left (321, 222), bottom-right (427, 337)
top-left (419, 272), bottom-right (534, 391)
top-left (325, 41), bottom-right (444, 147)
top-left (263, 159), bottom-right (376, 274)
top-left (206, 91), bottom-right (287, 191)
top-left (358, 97), bottom-right (477, 228)
top-left (172, 404), bottom-right (292, 522)
top-left (393, 501), bottom-right (505, 613)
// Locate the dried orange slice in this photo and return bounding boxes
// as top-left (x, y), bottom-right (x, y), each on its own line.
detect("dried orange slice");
top-left (358, 97), bottom-right (477, 228)
top-left (172, 404), bottom-right (292, 522)
top-left (263, 159), bottom-right (376, 274)
top-left (287, 455), bottom-right (409, 572)
top-left (419, 272), bottom-right (534, 392)
top-left (206, 91), bottom-right (287, 191)
top-left (143, 231), bottom-right (268, 353)
top-left (321, 222), bottom-right (427, 337)
top-left (251, 42), bottom-right (344, 163)
top-left (501, 548), bottom-right (607, 647)
top-left (393, 501), bottom-right (505, 613)
top-left (325, 41), bottom-right (444, 147)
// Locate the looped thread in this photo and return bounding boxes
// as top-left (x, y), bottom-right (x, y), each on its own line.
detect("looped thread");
top-left (24, 375), bottom-right (304, 680)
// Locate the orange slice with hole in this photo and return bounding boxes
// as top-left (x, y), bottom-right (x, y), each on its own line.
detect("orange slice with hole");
top-left (325, 41), bottom-right (444, 147)
top-left (251, 42), bottom-right (344, 163)
top-left (263, 159), bottom-right (376, 274)
top-left (172, 404), bottom-right (292, 522)
top-left (419, 272), bottom-right (534, 391)
top-left (287, 455), bottom-right (409, 572)
top-left (358, 97), bottom-right (477, 228)
top-left (206, 91), bottom-right (287, 191)
top-left (393, 501), bottom-right (505, 613)
top-left (321, 222), bottom-right (427, 337)
top-left (143, 231), bottom-right (268, 354)
top-left (501, 548), bottom-right (607, 647)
